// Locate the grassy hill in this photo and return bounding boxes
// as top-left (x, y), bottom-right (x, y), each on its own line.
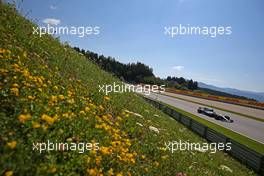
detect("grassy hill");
top-left (0, 2), bottom-right (256, 176)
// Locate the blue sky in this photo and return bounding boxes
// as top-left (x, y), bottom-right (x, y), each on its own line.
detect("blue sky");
top-left (10, 0), bottom-right (264, 92)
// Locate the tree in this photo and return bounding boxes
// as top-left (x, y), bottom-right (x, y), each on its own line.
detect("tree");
top-left (167, 76), bottom-right (172, 81)
top-left (179, 77), bottom-right (186, 84)
top-left (73, 47), bottom-right (199, 90)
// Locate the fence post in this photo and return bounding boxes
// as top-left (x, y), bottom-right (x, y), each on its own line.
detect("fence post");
top-left (204, 126), bottom-right (208, 139)
top-left (260, 155), bottom-right (264, 174)
top-left (178, 113), bottom-right (182, 121)
top-left (189, 119), bottom-right (193, 128)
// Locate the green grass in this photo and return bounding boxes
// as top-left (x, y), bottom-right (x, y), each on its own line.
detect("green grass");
top-left (154, 99), bottom-right (264, 155)
top-left (163, 92), bottom-right (264, 123)
top-left (0, 2), bottom-right (257, 176)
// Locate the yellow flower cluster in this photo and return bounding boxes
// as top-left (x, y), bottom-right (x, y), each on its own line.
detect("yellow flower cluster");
top-left (103, 96), bottom-right (110, 101)
top-left (100, 146), bottom-right (112, 155)
top-left (7, 140), bottom-right (17, 149)
top-left (41, 114), bottom-right (58, 125)
top-left (0, 48), bottom-right (11, 59)
top-left (18, 114), bottom-right (31, 123)
top-left (93, 112), bottom-right (137, 166)
top-left (1, 48), bottom-right (144, 174)
top-left (10, 83), bottom-right (20, 96)
top-left (4, 171), bottom-right (13, 176)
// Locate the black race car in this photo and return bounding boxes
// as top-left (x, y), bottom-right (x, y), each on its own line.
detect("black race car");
top-left (197, 107), bottom-right (216, 117)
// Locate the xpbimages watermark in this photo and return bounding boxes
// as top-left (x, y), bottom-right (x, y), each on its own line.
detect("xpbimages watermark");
top-left (164, 24), bottom-right (232, 38)
top-left (98, 82), bottom-right (165, 95)
top-left (32, 140), bottom-right (100, 153)
top-left (164, 140), bottom-right (231, 153)
top-left (32, 24), bottom-right (100, 37)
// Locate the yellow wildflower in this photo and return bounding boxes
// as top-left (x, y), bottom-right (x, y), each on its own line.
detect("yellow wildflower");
top-left (154, 161), bottom-right (160, 167)
top-left (12, 83), bottom-right (19, 88)
top-left (130, 158), bottom-right (135, 164)
top-left (12, 64), bottom-right (20, 72)
top-left (27, 95), bottom-right (35, 100)
top-left (67, 98), bottom-right (75, 104)
top-left (22, 69), bottom-right (30, 77)
top-left (50, 95), bottom-right (57, 103)
top-left (104, 96), bottom-right (110, 101)
top-left (79, 111), bottom-right (85, 115)
top-left (10, 87), bottom-right (19, 96)
top-left (62, 113), bottom-right (69, 118)
top-left (67, 90), bottom-right (73, 96)
top-left (86, 156), bottom-right (91, 163)
top-left (53, 85), bottom-right (59, 91)
top-left (58, 94), bottom-right (65, 100)
top-left (95, 156), bottom-right (102, 165)
top-left (100, 146), bottom-right (111, 155)
top-left (7, 141), bottom-right (17, 149)
top-left (49, 166), bottom-right (57, 173)
top-left (32, 121), bottom-right (40, 128)
top-left (4, 171), bottom-right (13, 176)
top-left (159, 147), bottom-right (167, 151)
top-left (85, 107), bottom-right (90, 112)
top-left (99, 105), bottom-right (104, 111)
top-left (42, 124), bottom-right (49, 131)
top-left (111, 141), bottom-right (121, 147)
top-left (107, 168), bottom-right (114, 176)
top-left (23, 51), bottom-right (27, 58)
top-left (161, 155), bottom-right (169, 160)
top-left (41, 114), bottom-right (55, 125)
top-left (18, 114), bottom-right (31, 123)
top-left (87, 168), bottom-right (97, 176)
top-left (117, 116), bottom-right (122, 121)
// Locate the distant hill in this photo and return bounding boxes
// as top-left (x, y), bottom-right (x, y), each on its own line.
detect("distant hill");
top-left (198, 82), bottom-right (264, 102)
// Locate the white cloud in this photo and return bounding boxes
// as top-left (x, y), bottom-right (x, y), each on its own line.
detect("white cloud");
top-left (172, 65), bottom-right (184, 71)
top-left (43, 18), bottom-right (61, 26)
top-left (50, 5), bottom-right (57, 10)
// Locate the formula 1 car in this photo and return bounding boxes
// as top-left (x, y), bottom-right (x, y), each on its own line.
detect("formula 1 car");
top-left (197, 107), bottom-right (216, 117)
top-left (214, 114), bottom-right (234, 123)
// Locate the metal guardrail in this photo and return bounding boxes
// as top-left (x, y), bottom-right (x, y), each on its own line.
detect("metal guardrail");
top-left (144, 97), bottom-right (264, 175)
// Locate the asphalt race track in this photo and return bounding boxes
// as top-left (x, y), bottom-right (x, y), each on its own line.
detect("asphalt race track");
top-left (163, 92), bottom-right (264, 120)
top-left (146, 92), bottom-right (264, 144)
